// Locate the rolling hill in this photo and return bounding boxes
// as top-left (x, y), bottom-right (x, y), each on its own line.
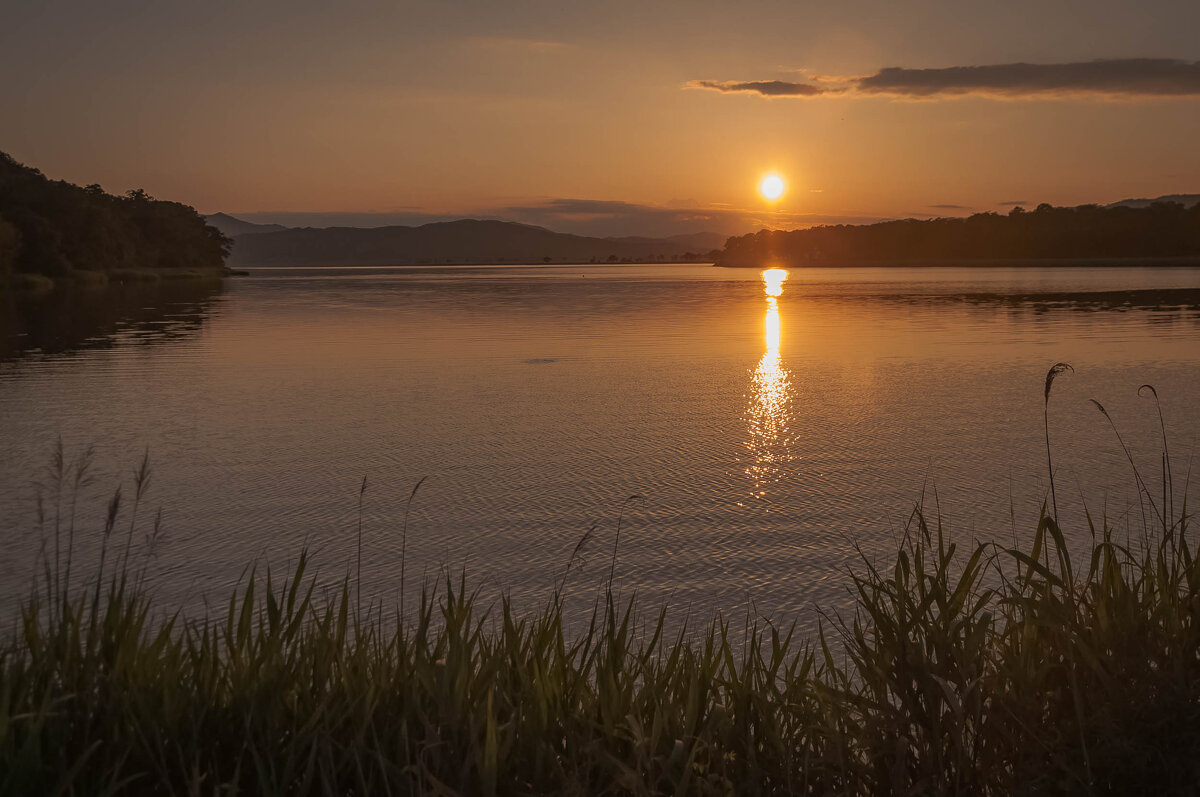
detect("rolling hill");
top-left (222, 218), bottom-right (723, 267)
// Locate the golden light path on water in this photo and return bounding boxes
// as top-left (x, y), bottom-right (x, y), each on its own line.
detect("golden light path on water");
top-left (745, 268), bottom-right (792, 496)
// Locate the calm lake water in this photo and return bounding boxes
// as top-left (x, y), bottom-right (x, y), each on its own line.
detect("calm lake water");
top-left (3, 264), bottom-right (1200, 632)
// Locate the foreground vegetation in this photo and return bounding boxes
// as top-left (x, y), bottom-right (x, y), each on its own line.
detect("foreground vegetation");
top-left (6, 509), bottom-right (1197, 794)
top-left (4, 507), bottom-right (1196, 794)
top-left (0, 151), bottom-right (229, 287)
top-left (3, 375), bottom-right (1197, 794)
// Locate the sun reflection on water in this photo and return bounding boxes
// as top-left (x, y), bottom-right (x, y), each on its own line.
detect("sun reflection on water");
top-left (745, 268), bottom-right (792, 496)
top-left (762, 267), bottom-right (787, 298)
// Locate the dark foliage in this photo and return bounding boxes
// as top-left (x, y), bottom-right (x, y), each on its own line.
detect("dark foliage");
top-left (0, 151), bottom-right (229, 279)
top-left (718, 201), bottom-right (1200, 266)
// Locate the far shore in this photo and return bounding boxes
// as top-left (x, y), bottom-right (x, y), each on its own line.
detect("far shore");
top-left (9, 256), bottom-right (1200, 296)
top-left (715, 255), bottom-right (1200, 269)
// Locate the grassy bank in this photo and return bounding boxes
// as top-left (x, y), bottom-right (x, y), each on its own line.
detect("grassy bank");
top-left (3, 506), bottom-right (1197, 793)
top-left (2, 375), bottom-right (1197, 795)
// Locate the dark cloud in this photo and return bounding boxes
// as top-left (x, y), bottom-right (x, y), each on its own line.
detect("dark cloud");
top-left (232, 211), bottom-right (472, 228)
top-left (857, 59), bottom-right (1200, 98)
top-left (997, 200), bottom-right (1030, 207)
top-left (689, 59), bottom-right (1200, 100)
top-left (929, 204), bottom-right (971, 210)
top-left (685, 79), bottom-right (825, 97)
top-left (516, 198), bottom-right (661, 216)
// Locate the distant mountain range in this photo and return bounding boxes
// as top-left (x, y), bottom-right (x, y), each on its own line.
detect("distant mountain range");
top-left (205, 193), bottom-right (1200, 268)
top-left (205, 215), bottom-right (726, 267)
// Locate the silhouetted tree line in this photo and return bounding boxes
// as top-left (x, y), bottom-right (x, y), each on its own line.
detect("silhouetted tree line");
top-left (0, 151), bottom-right (229, 280)
top-left (717, 201), bottom-right (1200, 267)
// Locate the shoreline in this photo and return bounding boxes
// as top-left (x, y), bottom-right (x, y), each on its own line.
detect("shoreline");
top-left (715, 255), bottom-right (1200, 269)
top-left (2, 266), bottom-right (239, 294)
top-left (231, 259), bottom-right (718, 269)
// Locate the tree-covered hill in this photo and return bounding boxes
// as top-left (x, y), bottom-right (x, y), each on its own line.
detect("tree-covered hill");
top-left (717, 201), bottom-right (1200, 267)
top-left (0, 152), bottom-right (229, 284)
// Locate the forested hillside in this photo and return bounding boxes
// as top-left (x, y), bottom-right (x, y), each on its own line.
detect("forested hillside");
top-left (0, 152), bottom-right (229, 284)
top-left (717, 201), bottom-right (1200, 267)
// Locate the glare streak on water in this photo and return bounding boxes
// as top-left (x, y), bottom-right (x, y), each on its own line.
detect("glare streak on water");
top-left (2, 263), bottom-right (1200, 633)
top-left (746, 269), bottom-right (793, 496)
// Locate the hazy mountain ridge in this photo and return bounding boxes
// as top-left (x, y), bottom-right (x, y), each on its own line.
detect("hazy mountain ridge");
top-left (606, 231), bottom-right (727, 251)
top-left (223, 218), bottom-right (724, 267)
top-left (203, 212), bottom-right (288, 237)
top-left (213, 195), bottom-right (1200, 268)
top-left (1107, 193), bottom-right (1200, 209)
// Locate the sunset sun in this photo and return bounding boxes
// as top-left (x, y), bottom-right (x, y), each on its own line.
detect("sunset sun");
top-left (759, 173), bottom-right (786, 201)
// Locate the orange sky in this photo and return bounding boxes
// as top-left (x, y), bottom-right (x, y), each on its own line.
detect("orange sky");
top-left (3, 0), bottom-right (1199, 236)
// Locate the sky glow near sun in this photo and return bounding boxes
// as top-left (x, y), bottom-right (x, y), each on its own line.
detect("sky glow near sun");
top-left (1, 1), bottom-right (1198, 230)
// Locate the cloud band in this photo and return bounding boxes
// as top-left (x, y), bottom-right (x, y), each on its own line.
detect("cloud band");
top-left (687, 58), bottom-right (1200, 100)
top-left (686, 79), bottom-right (826, 97)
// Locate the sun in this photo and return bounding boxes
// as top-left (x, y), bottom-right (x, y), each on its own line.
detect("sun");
top-left (759, 173), bottom-right (785, 202)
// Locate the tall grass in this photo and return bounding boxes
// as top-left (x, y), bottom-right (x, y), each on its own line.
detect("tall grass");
top-left (1043, 361), bottom-right (1072, 522)
top-left (2, 379), bottom-right (1198, 794)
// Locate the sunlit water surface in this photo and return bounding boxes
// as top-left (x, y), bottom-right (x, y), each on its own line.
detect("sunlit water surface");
top-left (3, 264), bottom-right (1200, 633)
